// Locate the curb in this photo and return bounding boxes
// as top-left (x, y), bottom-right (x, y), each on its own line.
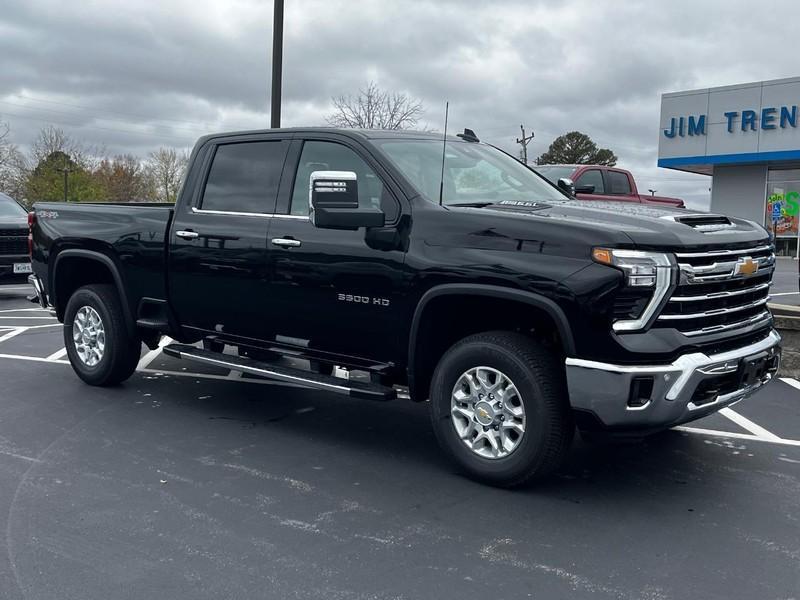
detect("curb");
top-left (770, 303), bottom-right (800, 378)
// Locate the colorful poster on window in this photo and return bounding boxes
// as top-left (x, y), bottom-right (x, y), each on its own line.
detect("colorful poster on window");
top-left (766, 188), bottom-right (799, 238)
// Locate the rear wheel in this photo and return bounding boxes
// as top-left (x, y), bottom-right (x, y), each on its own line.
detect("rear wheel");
top-left (64, 284), bottom-right (141, 386)
top-left (429, 331), bottom-right (574, 487)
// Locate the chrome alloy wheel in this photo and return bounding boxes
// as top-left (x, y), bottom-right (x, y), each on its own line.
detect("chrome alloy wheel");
top-left (72, 306), bottom-right (106, 367)
top-left (450, 366), bottom-right (526, 459)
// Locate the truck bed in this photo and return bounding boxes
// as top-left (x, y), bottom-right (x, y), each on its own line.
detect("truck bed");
top-left (32, 201), bottom-right (175, 321)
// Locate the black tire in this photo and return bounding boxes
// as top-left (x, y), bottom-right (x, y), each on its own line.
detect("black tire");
top-left (63, 284), bottom-right (141, 386)
top-left (429, 331), bottom-right (574, 487)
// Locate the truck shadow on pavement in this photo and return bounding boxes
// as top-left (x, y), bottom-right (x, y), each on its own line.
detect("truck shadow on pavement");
top-left (122, 370), bottom-right (750, 504)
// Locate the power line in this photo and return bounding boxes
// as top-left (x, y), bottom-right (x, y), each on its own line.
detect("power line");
top-left (0, 100), bottom-right (207, 135)
top-left (516, 124), bottom-right (534, 164)
top-left (12, 93), bottom-right (224, 129)
top-left (0, 108), bottom-right (197, 144)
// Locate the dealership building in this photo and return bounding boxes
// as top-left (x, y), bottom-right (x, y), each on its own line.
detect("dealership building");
top-left (658, 76), bottom-right (800, 256)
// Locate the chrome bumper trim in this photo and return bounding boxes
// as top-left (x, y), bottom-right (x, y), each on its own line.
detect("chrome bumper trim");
top-left (27, 274), bottom-right (48, 309)
top-left (565, 329), bottom-right (781, 429)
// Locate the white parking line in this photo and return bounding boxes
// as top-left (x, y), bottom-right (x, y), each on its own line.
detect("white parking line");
top-left (719, 407), bottom-right (782, 441)
top-left (0, 316), bottom-right (55, 320)
top-left (23, 323), bottom-right (61, 330)
top-left (770, 291), bottom-right (800, 296)
top-left (674, 426), bottom-right (800, 447)
top-left (136, 336), bottom-right (173, 370)
top-left (46, 347), bottom-right (68, 361)
top-left (0, 308), bottom-right (49, 313)
top-left (780, 377), bottom-right (800, 391)
top-left (0, 353), bottom-right (70, 365)
top-left (0, 328), bottom-right (26, 343)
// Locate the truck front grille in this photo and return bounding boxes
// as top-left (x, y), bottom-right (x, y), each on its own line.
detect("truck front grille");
top-left (0, 230), bottom-right (27, 255)
top-left (655, 244), bottom-right (774, 337)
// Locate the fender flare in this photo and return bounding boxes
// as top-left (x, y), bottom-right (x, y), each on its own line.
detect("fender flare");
top-left (52, 249), bottom-right (136, 336)
top-left (407, 284), bottom-right (576, 395)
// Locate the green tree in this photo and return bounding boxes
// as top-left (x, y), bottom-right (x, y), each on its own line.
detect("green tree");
top-left (535, 131), bottom-right (617, 166)
top-left (26, 151), bottom-right (104, 202)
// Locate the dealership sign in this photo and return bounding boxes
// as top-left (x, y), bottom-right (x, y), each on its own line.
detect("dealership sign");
top-left (663, 105), bottom-right (799, 138)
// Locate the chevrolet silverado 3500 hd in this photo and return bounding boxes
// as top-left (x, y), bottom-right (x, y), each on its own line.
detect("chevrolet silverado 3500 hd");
top-left (29, 128), bottom-right (781, 486)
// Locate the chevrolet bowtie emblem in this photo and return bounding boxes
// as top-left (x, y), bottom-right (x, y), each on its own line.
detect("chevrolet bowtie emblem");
top-left (734, 256), bottom-right (758, 277)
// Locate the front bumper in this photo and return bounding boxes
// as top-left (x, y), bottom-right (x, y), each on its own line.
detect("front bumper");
top-left (0, 254), bottom-right (30, 278)
top-left (565, 329), bottom-right (781, 431)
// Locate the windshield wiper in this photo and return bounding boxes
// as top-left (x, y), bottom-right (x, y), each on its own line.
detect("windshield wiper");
top-left (447, 202), bottom-right (496, 208)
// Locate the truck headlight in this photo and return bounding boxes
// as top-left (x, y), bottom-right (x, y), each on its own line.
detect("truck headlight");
top-left (592, 248), bottom-right (675, 332)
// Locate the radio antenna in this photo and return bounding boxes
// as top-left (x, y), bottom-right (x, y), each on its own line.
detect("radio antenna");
top-left (438, 101), bottom-right (449, 206)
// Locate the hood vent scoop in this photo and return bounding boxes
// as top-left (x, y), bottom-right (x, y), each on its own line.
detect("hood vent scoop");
top-left (661, 213), bottom-right (735, 232)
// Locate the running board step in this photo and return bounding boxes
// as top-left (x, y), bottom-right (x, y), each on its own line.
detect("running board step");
top-left (162, 344), bottom-right (396, 401)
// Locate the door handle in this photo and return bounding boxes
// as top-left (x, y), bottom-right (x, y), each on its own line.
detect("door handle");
top-left (176, 230), bottom-right (199, 240)
top-left (271, 237), bottom-right (301, 248)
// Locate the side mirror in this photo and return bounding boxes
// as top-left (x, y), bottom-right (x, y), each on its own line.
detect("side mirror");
top-left (557, 177), bottom-right (575, 196)
top-left (309, 171), bottom-right (385, 230)
top-left (574, 184), bottom-right (596, 194)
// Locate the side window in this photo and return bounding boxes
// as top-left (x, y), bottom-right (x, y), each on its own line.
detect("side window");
top-left (290, 141), bottom-right (399, 221)
top-left (200, 141), bottom-right (287, 213)
top-left (607, 171), bottom-right (632, 195)
top-left (575, 169), bottom-right (604, 194)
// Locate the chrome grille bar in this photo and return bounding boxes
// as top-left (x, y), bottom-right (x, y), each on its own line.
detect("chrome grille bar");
top-left (674, 244), bottom-right (773, 259)
top-left (679, 311), bottom-right (772, 337)
top-left (653, 242), bottom-right (776, 337)
top-left (669, 281), bottom-right (771, 302)
top-left (658, 297), bottom-right (769, 321)
top-left (678, 254), bottom-right (775, 284)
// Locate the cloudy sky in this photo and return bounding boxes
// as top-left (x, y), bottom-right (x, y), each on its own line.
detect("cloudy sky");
top-left (1, 0), bottom-right (799, 209)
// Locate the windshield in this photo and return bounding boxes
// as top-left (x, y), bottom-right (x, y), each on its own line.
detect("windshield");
top-left (533, 165), bottom-right (577, 184)
top-left (0, 194), bottom-right (26, 219)
top-left (374, 139), bottom-right (568, 206)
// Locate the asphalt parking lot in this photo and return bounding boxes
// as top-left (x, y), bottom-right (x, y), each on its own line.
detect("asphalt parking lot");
top-left (0, 281), bottom-right (798, 600)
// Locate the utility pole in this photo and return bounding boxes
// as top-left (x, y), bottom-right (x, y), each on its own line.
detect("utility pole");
top-left (270, 0), bottom-right (284, 128)
top-left (58, 156), bottom-right (73, 202)
top-left (516, 124), bottom-right (534, 164)
top-left (648, 189), bottom-right (657, 196)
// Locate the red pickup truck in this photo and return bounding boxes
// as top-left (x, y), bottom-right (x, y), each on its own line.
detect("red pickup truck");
top-left (534, 165), bottom-right (685, 208)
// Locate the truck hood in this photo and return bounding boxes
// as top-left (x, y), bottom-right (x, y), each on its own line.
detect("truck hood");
top-left (483, 199), bottom-right (769, 249)
top-left (0, 217), bottom-right (27, 230)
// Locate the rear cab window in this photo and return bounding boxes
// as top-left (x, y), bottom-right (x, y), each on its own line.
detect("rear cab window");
top-left (606, 170), bottom-right (632, 195)
top-left (200, 140), bottom-right (288, 214)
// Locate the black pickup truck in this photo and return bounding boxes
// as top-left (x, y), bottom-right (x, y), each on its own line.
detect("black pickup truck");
top-left (29, 128), bottom-right (781, 486)
top-left (0, 192), bottom-right (31, 280)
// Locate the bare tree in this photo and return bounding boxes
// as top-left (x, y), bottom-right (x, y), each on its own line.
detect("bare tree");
top-left (95, 154), bottom-right (151, 202)
top-left (144, 148), bottom-right (188, 203)
top-left (30, 125), bottom-right (104, 171)
top-left (325, 81), bottom-right (425, 130)
top-left (0, 121), bottom-right (29, 202)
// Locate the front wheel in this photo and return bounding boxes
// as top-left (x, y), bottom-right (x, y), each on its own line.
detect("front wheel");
top-left (64, 284), bottom-right (141, 386)
top-left (429, 331), bottom-right (574, 487)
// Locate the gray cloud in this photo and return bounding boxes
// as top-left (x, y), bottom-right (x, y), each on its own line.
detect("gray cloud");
top-left (1, 0), bottom-right (798, 208)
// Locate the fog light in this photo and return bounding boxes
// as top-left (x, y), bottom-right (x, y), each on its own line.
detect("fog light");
top-left (628, 377), bottom-right (654, 408)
